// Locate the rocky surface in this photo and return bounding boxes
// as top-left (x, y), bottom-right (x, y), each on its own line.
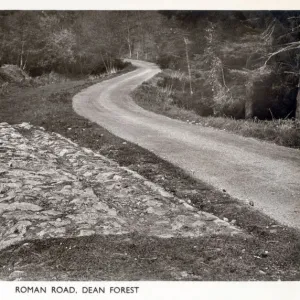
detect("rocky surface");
top-left (0, 65), bottom-right (30, 83)
top-left (0, 122), bottom-right (242, 251)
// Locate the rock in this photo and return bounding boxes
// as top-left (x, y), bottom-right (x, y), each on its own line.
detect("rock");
top-left (93, 202), bottom-right (110, 212)
top-left (107, 209), bottom-right (118, 217)
top-left (70, 198), bottom-right (81, 205)
top-left (0, 183), bottom-right (8, 194)
top-left (83, 171), bottom-right (93, 177)
top-left (3, 212), bottom-right (50, 221)
top-left (191, 220), bottom-right (206, 228)
top-left (180, 271), bottom-right (188, 278)
top-left (0, 122), bottom-right (244, 251)
top-left (249, 200), bottom-right (254, 206)
top-left (59, 149), bottom-right (69, 157)
top-left (145, 199), bottom-right (163, 207)
top-left (223, 217), bottom-right (229, 222)
top-left (82, 147), bottom-right (93, 154)
top-left (7, 221), bottom-right (32, 236)
top-left (182, 202), bottom-right (196, 211)
top-left (79, 229), bottom-right (95, 236)
top-left (0, 65), bottom-right (30, 82)
top-left (9, 270), bottom-right (25, 280)
top-left (96, 172), bottom-right (115, 181)
top-left (112, 174), bottom-right (122, 181)
top-left (14, 202), bottom-right (42, 212)
top-left (143, 181), bottom-right (172, 198)
top-left (200, 213), bottom-right (217, 221)
top-left (146, 207), bottom-right (155, 214)
top-left (42, 210), bottom-right (62, 216)
top-left (18, 123), bottom-right (32, 130)
top-left (258, 250), bottom-right (269, 258)
top-left (63, 185), bottom-right (72, 189)
top-left (0, 202), bottom-right (42, 212)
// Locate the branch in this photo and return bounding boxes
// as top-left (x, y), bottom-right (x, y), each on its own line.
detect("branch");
top-left (263, 41), bottom-right (300, 66)
top-left (284, 71), bottom-right (299, 75)
top-left (261, 19), bottom-right (276, 41)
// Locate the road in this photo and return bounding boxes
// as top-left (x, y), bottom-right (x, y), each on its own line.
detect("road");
top-left (73, 60), bottom-right (300, 229)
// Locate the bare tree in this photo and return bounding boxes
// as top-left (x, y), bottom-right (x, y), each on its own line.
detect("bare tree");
top-left (183, 37), bottom-right (193, 95)
top-left (263, 41), bottom-right (300, 119)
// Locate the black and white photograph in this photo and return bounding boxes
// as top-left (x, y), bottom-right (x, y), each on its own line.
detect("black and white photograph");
top-left (0, 1), bottom-right (299, 296)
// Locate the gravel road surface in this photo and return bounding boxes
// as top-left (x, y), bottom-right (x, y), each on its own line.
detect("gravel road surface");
top-left (73, 60), bottom-right (300, 229)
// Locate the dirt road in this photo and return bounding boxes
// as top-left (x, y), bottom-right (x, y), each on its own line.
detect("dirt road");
top-left (73, 60), bottom-right (300, 229)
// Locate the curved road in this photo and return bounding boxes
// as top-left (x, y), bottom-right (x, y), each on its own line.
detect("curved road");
top-left (73, 60), bottom-right (300, 229)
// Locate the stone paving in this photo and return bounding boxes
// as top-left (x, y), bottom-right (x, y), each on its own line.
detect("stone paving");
top-left (0, 122), bottom-right (242, 251)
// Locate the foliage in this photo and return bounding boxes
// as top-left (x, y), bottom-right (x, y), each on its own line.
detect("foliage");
top-left (1, 11), bottom-right (300, 119)
top-left (132, 77), bottom-right (300, 148)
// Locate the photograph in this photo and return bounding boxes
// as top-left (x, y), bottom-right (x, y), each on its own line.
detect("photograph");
top-left (0, 8), bottom-right (299, 286)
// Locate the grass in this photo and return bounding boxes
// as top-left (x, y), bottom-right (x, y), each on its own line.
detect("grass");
top-left (132, 74), bottom-right (300, 149)
top-left (0, 68), bottom-right (300, 280)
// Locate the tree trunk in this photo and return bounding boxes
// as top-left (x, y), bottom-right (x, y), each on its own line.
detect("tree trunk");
top-left (245, 82), bottom-right (254, 119)
top-left (20, 41), bottom-right (25, 69)
top-left (125, 12), bottom-right (132, 58)
top-left (127, 39), bottom-right (132, 58)
top-left (296, 76), bottom-right (300, 120)
top-left (184, 38), bottom-right (193, 95)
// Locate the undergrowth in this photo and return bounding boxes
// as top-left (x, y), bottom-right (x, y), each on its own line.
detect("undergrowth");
top-left (132, 73), bottom-right (300, 149)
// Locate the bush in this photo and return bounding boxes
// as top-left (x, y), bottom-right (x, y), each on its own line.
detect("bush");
top-left (132, 73), bottom-right (300, 148)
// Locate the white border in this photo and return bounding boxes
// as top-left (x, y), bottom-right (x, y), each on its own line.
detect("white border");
top-left (1, 282), bottom-right (300, 300)
top-left (0, 0), bottom-right (300, 10)
top-left (0, 2), bottom-right (300, 300)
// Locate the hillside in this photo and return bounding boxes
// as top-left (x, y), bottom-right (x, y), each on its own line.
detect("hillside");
top-left (0, 10), bottom-right (300, 282)
top-left (1, 11), bottom-right (300, 120)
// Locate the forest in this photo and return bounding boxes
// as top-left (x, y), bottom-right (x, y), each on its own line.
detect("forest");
top-left (1, 10), bottom-right (300, 121)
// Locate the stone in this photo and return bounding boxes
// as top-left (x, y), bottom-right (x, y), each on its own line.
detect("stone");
top-left (143, 181), bottom-right (172, 198)
top-left (191, 220), bottom-right (206, 228)
top-left (42, 210), bottom-right (62, 216)
top-left (0, 183), bottom-right (8, 194)
top-left (93, 202), bottom-right (110, 212)
top-left (79, 229), bottom-right (95, 236)
top-left (18, 123), bottom-right (32, 130)
top-left (12, 202), bottom-right (42, 212)
top-left (7, 221), bottom-right (32, 236)
top-left (9, 270), bottom-right (25, 280)
top-left (180, 271), bottom-right (189, 278)
top-left (182, 202), bottom-right (196, 211)
top-left (112, 174), bottom-right (122, 181)
top-left (107, 209), bottom-right (118, 217)
top-left (0, 122), bottom-right (244, 252)
top-left (0, 65), bottom-right (30, 82)
top-left (59, 149), bottom-right (69, 157)
top-left (3, 212), bottom-right (50, 221)
top-left (146, 207), bottom-right (155, 214)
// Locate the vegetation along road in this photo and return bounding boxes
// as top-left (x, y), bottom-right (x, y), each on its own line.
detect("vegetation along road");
top-left (73, 60), bottom-right (300, 229)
